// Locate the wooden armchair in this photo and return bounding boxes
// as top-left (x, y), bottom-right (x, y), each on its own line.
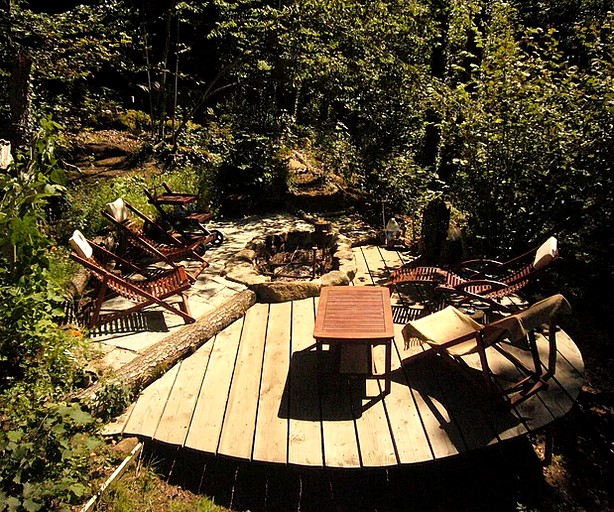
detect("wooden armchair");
top-left (69, 230), bottom-right (195, 328)
top-left (401, 294), bottom-right (572, 405)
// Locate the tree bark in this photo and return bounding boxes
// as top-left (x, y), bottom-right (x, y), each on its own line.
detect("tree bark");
top-left (9, 52), bottom-right (33, 151)
top-left (74, 290), bottom-right (257, 408)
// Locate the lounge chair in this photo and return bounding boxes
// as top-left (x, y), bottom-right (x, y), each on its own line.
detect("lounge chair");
top-left (102, 198), bottom-right (213, 281)
top-left (401, 294), bottom-right (571, 405)
top-left (387, 237), bottom-right (559, 311)
top-left (144, 184), bottom-right (223, 246)
top-left (69, 230), bottom-right (195, 328)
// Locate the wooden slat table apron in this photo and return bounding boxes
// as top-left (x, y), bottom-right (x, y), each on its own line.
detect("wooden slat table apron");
top-left (313, 287), bottom-right (394, 395)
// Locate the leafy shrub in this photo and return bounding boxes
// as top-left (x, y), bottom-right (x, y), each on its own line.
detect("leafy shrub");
top-left (0, 399), bottom-right (102, 511)
top-left (208, 128), bottom-right (288, 214)
top-left (0, 120), bottom-right (107, 511)
top-left (66, 174), bottom-right (153, 238)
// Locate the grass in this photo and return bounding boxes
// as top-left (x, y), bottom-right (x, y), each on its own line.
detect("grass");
top-left (94, 462), bottom-right (230, 512)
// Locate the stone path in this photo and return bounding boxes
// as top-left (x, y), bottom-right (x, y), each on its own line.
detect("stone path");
top-left (89, 212), bottom-right (377, 372)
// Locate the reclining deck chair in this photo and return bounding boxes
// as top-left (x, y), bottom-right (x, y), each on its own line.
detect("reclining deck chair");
top-left (69, 230), bottom-right (195, 328)
top-left (103, 198), bottom-right (213, 281)
top-left (401, 294), bottom-right (571, 405)
top-left (387, 237), bottom-right (559, 311)
top-left (144, 184), bottom-right (223, 246)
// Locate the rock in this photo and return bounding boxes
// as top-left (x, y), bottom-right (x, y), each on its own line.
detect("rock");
top-left (225, 262), bottom-right (270, 286)
top-left (233, 249), bottom-right (257, 263)
top-left (321, 270), bottom-right (350, 287)
top-left (338, 262), bottom-right (357, 282)
top-left (253, 280), bottom-right (321, 303)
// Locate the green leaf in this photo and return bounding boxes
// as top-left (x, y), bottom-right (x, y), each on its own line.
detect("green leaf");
top-left (23, 498), bottom-right (44, 512)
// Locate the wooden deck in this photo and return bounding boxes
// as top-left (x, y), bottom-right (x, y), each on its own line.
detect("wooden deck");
top-left (104, 246), bottom-right (584, 468)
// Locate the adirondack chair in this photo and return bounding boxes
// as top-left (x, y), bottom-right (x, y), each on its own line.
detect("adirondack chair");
top-left (387, 237), bottom-right (559, 311)
top-left (69, 230), bottom-right (195, 328)
top-left (102, 198), bottom-right (213, 281)
top-left (144, 184), bottom-right (223, 246)
top-left (401, 294), bottom-right (571, 405)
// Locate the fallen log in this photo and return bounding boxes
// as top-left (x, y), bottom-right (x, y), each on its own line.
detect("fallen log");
top-left (74, 289), bottom-right (256, 409)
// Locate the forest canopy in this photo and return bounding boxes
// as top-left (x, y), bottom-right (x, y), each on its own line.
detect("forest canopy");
top-left (1, 0), bottom-right (613, 294)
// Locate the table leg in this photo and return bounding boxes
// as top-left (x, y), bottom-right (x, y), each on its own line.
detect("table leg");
top-left (384, 339), bottom-right (392, 395)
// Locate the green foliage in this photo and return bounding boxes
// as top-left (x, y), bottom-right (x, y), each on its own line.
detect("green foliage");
top-left (450, 4), bottom-right (614, 277)
top-left (1, 1), bottom-right (135, 128)
top-left (0, 120), bottom-right (106, 511)
top-left (0, 400), bottom-right (101, 511)
top-left (67, 174), bottom-right (153, 238)
top-left (368, 153), bottom-right (438, 220)
top-left (0, 117), bottom-right (65, 278)
top-left (89, 380), bottom-right (132, 423)
top-left (209, 127), bottom-right (288, 213)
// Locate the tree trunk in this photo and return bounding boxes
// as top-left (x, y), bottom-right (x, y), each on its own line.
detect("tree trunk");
top-left (156, 0), bottom-right (177, 141)
top-left (73, 290), bottom-right (257, 409)
top-left (9, 52), bottom-right (33, 151)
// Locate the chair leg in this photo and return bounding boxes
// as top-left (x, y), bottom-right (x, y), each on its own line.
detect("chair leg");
top-left (547, 320), bottom-right (558, 376)
top-left (528, 331), bottom-right (543, 377)
top-left (89, 280), bottom-right (108, 327)
top-left (476, 333), bottom-right (495, 391)
top-left (178, 292), bottom-right (192, 318)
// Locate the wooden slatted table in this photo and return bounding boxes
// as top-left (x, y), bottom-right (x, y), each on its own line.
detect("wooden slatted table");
top-left (313, 286), bottom-right (394, 395)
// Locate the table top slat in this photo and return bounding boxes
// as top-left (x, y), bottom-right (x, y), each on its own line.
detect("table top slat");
top-left (314, 287), bottom-right (394, 340)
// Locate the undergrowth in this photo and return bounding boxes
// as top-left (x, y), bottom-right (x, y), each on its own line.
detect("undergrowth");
top-left (94, 463), bottom-right (229, 512)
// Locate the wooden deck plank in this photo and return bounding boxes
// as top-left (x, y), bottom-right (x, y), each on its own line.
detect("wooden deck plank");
top-left (104, 245), bottom-right (585, 469)
top-left (377, 329), bottom-right (434, 464)
top-left (352, 247), bottom-right (374, 285)
top-left (218, 303), bottom-right (269, 459)
top-left (314, 295), bottom-right (361, 468)
top-left (288, 298), bottom-right (323, 466)
top-left (122, 363), bottom-right (180, 438)
top-left (417, 349), bottom-right (508, 451)
top-left (395, 325), bottom-right (463, 459)
top-left (184, 317), bottom-right (243, 453)
top-left (551, 329), bottom-right (585, 383)
top-left (359, 245), bottom-right (389, 286)
top-left (320, 372), bottom-right (361, 468)
top-left (354, 378), bottom-right (398, 467)
top-left (495, 337), bottom-right (569, 428)
top-left (459, 350), bottom-right (530, 441)
top-left (534, 332), bottom-right (580, 408)
top-left (472, 339), bottom-right (561, 433)
top-left (154, 342), bottom-right (214, 446)
top-left (252, 301), bottom-right (291, 464)
top-left (101, 402), bottom-right (136, 436)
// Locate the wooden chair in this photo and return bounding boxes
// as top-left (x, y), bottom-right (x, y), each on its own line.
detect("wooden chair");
top-left (387, 237), bottom-right (559, 311)
top-left (102, 198), bottom-right (214, 281)
top-left (69, 230), bottom-right (195, 328)
top-left (144, 184), bottom-right (223, 246)
top-left (401, 294), bottom-right (571, 405)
